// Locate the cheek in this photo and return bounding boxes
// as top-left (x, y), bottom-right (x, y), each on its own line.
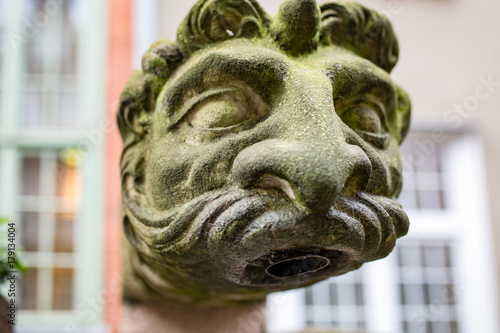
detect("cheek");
top-left (388, 143), bottom-right (404, 197)
top-left (146, 144), bottom-right (194, 210)
top-left (145, 139), bottom-right (234, 210)
top-left (385, 139), bottom-right (404, 173)
top-left (362, 138), bottom-right (403, 197)
top-left (379, 139), bottom-right (404, 196)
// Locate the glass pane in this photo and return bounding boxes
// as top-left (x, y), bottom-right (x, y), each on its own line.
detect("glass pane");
top-left (27, 41), bottom-right (44, 74)
top-left (52, 268), bottom-right (73, 310)
top-left (398, 245), bottom-right (422, 267)
top-left (418, 151), bottom-right (439, 173)
top-left (423, 245), bottom-right (448, 267)
top-left (56, 158), bottom-right (80, 198)
top-left (20, 92), bottom-right (43, 128)
top-left (61, 43), bottom-right (77, 75)
top-left (20, 211), bottom-right (39, 251)
top-left (401, 284), bottom-right (424, 305)
top-left (54, 212), bottom-right (74, 252)
top-left (305, 288), bottom-right (313, 305)
top-left (338, 283), bottom-right (356, 305)
top-left (398, 187), bottom-right (417, 210)
top-left (329, 283), bottom-right (338, 305)
top-left (21, 157), bottom-right (40, 195)
top-left (418, 190), bottom-right (443, 209)
top-left (416, 172), bottom-right (441, 191)
top-left (20, 267), bottom-right (38, 310)
top-left (432, 321), bottom-right (451, 333)
top-left (58, 92), bottom-right (77, 126)
top-left (312, 281), bottom-right (330, 305)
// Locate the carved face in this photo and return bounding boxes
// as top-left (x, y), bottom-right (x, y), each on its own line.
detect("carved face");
top-left (119, 0), bottom-right (411, 306)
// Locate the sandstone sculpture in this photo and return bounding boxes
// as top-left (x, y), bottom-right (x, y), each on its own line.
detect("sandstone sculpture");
top-left (118, 0), bottom-right (411, 307)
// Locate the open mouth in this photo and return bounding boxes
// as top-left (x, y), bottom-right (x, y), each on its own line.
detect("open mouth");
top-left (237, 248), bottom-right (351, 286)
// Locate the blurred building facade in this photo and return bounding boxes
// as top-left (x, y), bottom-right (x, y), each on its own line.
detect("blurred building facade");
top-left (0, 0), bottom-right (499, 332)
top-left (0, 0), bottom-right (108, 331)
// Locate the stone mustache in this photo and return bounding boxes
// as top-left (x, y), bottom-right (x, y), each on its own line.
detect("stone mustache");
top-left (118, 0), bottom-right (411, 306)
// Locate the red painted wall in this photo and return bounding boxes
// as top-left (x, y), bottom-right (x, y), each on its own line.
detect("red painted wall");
top-left (106, 0), bottom-right (131, 332)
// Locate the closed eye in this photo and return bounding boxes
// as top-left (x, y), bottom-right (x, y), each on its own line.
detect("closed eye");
top-left (341, 105), bottom-right (382, 133)
top-left (337, 100), bottom-right (390, 149)
top-left (174, 84), bottom-right (269, 138)
top-left (188, 89), bottom-right (253, 130)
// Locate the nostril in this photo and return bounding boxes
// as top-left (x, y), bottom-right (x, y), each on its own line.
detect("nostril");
top-left (254, 174), bottom-right (296, 201)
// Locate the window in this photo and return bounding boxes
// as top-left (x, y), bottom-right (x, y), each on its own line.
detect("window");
top-left (0, 0), bottom-right (107, 330)
top-left (18, 151), bottom-right (80, 311)
top-left (397, 240), bottom-right (459, 333)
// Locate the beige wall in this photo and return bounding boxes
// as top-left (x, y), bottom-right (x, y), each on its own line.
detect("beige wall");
top-left (155, 0), bottom-right (500, 321)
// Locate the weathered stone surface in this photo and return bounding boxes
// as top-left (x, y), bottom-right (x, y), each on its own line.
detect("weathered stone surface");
top-left (118, 0), bottom-right (411, 307)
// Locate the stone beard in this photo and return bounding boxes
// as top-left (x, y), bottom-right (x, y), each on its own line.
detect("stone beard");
top-left (118, 0), bottom-right (411, 306)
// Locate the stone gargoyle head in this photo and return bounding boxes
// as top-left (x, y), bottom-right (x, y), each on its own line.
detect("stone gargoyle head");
top-left (118, 0), bottom-right (411, 306)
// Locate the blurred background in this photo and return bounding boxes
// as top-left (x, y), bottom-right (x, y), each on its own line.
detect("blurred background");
top-left (0, 0), bottom-right (499, 332)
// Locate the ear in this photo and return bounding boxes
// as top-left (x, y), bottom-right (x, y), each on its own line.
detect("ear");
top-left (117, 40), bottom-right (184, 147)
top-left (394, 84), bottom-right (411, 144)
top-left (117, 70), bottom-right (151, 147)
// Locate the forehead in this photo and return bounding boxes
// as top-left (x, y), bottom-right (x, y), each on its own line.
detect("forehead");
top-left (167, 38), bottom-right (395, 92)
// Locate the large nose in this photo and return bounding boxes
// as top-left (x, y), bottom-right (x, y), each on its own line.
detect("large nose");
top-left (232, 68), bottom-right (372, 214)
top-left (231, 139), bottom-right (372, 214)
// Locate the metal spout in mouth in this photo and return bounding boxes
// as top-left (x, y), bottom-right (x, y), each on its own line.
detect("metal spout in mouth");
top-left (265, 255), bottom-right (330, 279)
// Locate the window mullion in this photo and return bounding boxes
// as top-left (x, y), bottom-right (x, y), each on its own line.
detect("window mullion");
top-left (34, 151), bottom-right (57, 311)
top-left (41, 2), bottom-right (63, 129)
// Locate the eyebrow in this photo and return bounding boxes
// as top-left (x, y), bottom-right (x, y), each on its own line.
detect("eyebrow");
top-left (161, 51), bottom-right (289, 119)
top-left (326, 62), bottom-right (396, 115)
